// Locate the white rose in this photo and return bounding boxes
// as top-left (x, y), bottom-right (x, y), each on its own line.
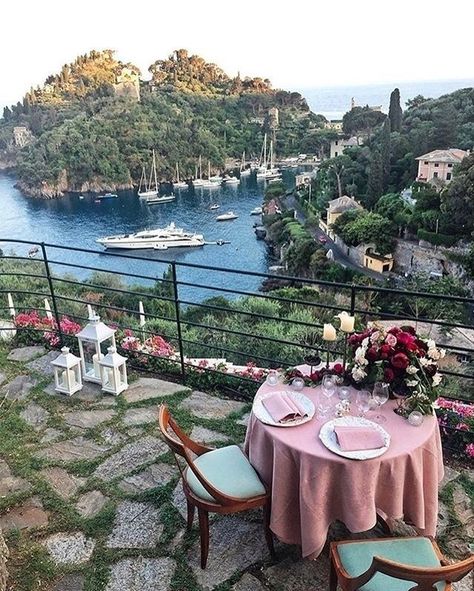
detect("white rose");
top-left (428, 348), bottom-right (441, 361)
top-left (352, 367), bottom-right (367, 382)
top-left (406, 366), bottom-right (419, 375)
top-left (439, 348), bottom-right (446, 359)
top-left (419, 357), bottom-right (431, 367)
top-left (354, 347), bottom-right (369, 366)
top-left (426, 339), bottom-right (436, 350)
top-left (370, 331), bottom-right (380, 344)
top-left (432, 373), bottom-right (443, 387)
top-left (406, 379), bottom-right (419, 388)
top-left (362, 337), bottom-right (370, 348)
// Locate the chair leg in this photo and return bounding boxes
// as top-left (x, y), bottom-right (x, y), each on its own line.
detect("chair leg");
top-left (263, 502), bottom-right (275, 559)
top-left (329, 556), bottom-right (338, 591)
top-left (198, 508), bottom-right (210, 569)
top-left (186, 500), bottom-right (195, 531)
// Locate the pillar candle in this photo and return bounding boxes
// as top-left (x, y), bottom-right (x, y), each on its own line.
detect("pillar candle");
top-left (323, 323), bottom-right (337, 341)
top-left (93, 354), bottom-right (100, 376)
top-left (338, 312), bottom-right (355, 333)
top-left (107, 368), bottom-right (114, 385)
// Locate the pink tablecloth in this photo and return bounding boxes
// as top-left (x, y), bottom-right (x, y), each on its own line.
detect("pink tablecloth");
top-left (244, 383), bottom-right (444, 558)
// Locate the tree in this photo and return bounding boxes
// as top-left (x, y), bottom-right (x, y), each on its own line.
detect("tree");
top-left (366, 149), bottom-right (384, 209)
top-left (406, 95), bottom-right (428, 110)
top-left (388, 88), bottom-right (402, 132)
top-left (342, 106), bottom-right (386, 136)
top-left (331, 210), bottom-right (394, 254)
top-left (431, 104), bottom-right (457, 148)
top-left (374, 193), bottom-right (412, 236)
top-left (380, 117), bottom-right (391, 190)
top-left (440, 152), bottom-right (474, 238)
top-left (2, 106), bottom-right (11, 121)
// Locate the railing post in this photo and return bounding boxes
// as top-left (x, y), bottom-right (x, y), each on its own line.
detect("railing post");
top-left (40, 243), bottom-right (63, 346)
top-left (350, 284), bottom-right (356, 315)
top-left (171, 262), bottom-right (186, 381)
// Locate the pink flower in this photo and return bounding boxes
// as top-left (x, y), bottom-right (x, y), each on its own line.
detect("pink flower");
top-left (466, 444), bottom-right (474, 458)
top-left (385, 334), bottom-right (397, 347)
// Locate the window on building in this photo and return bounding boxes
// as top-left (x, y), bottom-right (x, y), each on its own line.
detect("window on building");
top-left (335, 140), bottom-right (338, 146)
top-left (448, 163), bottom-right (453, 168)
top-left (434, 163), bottom-right (439, 167)
top-left (433, 172), bottom-right (439, 178)
top-left (424, 161), bottom-right (429, 165)
top-left (334, 151), bottom-right (338, 157)
top-left (446, 172), bottom-right (452, 180)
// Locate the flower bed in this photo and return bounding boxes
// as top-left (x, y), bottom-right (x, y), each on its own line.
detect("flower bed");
top-left (14, 311), bottom-right (81, 349)
top-left (435, 397), bottom-right (474, 458)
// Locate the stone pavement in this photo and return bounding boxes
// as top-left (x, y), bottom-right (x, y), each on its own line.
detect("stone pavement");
top-left (0, 346), bottom-right (472, 591)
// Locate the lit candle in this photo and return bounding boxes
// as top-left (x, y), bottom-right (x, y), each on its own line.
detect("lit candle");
top-left (323, 323), bottom-right (337, 341)
top-left (107, 368), bottom-right (114, 385)
top-left (338, 312), bottom-right (355, 333)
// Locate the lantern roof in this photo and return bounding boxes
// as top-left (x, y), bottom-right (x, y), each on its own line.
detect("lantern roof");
top-left (51, 347), bottom-right (81, 369)
top-left (99, 346), bottom-right (127, 367)
top-left (76, 314), bottom-right (115, 342)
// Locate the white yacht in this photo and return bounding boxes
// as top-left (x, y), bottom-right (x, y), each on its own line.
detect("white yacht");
top-left (145, 193), bottom-right (175, 205)
top-left (250, 206), bottom-right (263, 215)
top-left (223, 175), bottom-right (240, 185)
top-left (216, 211), bottom-right (238, 221)
top-left (192, 156), bottom-right (204, 187)
top-left (96, 223), bottom-right (205, 250)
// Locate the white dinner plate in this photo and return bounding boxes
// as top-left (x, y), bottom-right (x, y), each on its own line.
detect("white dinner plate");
top-left (319, 416), bottom-right (390, 460)
top-left (253, 390), bottom-right (315, 427)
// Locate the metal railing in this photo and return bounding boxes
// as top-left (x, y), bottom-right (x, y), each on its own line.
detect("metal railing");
top-left (0, 238), bottom-right (473, 405)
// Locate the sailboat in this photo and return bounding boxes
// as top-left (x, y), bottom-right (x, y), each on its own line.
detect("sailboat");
top-left (240, 150), bottom-right (251, 176)
top-left (256, 134), bottom-right (269, 178)
top-left (192, 156), bottom-right (204, 187)
top-left (173, 163), bottom-right (188, 189)
top-left (256, 137), bottom-right (281, 180)
top-left (138, 150), bottom-right (159, 198)
top-left (202, 162), bottom-right (220, 188)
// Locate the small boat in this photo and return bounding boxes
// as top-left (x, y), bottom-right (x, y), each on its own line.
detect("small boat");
top-left (173, 163), bottom-right (188, 189)
top-left (202, 162), bottom-right (221, 188)
top-left (145, 194), bottom-right (176, 205)
top-left (216, 211), bottom-right (238, 221)
top-left (78, 195), bottom-right (85, 200)
top-left (250, 206), bottom-right (263, 215)
top-left (223, 175), bottom-right (240, 185)
top-left (138, 150), bottom-right (159, 198)
top-left (210, 204), bottom-right (220, 210)
top-left (96, 192), bottom-right (118, 200)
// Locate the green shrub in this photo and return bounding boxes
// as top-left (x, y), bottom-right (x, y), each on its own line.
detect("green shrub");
top-left (417, 229), bottom-right (458, 247)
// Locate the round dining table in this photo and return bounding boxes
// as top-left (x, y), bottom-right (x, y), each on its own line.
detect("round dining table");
top-left (244, 381), bottom-right (444, 559)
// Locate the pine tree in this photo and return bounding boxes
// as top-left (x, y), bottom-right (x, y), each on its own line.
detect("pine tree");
top-left (388, 88), bottom-right (402, 132)
top-left (2, 106), bottom-right (11, 121)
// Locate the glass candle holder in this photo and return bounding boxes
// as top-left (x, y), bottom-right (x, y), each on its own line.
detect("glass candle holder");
top-left (265, 370), bottom-right (280, 387)
top-left (291, 377), bottom-right (305, 391)
top-left (408, 411), bottom-right (424, 426)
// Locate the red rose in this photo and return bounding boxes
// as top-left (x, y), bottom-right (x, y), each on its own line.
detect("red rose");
top-left (396, 332), bottom-right (415, 348)
top-left (310, 371), bottom-right (321, 382)
top-left (349, 334), bottom-right (361, 347)
top-left (424, 363), bottom-right (437, 377)
top-left (366, 347), bottom-right (379, 363)
top-left (415, 339), bottom-right (428, 352)
top-left (405, 340), bottom-right (419, 352)
top-left (391, 352), bottom-right (409, 370)
top-left (400, 325), bottom-right (416, 336)
top-left (388, 327), bottom-right (402, 335)
top-left (384, 368), bottom-right (395, 383)
top-left (380, 344), bottom-right (393, 359)
top-left (332, 363), bottom-right (344, 375)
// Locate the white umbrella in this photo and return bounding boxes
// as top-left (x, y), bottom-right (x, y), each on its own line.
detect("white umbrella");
top-left (7, 293), bottom-right (15, 317)
top-left (139, 301), bottom-right (145, 327)
top-left (44, 298), bottom-right (53, 320)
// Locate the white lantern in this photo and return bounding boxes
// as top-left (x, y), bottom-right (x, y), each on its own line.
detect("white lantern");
top-left (76, 314), bottom-right (116, 383)
top-left (51, 346), bottom-right (82, 396)
top-left (99, 346), bottom-right (128, 395)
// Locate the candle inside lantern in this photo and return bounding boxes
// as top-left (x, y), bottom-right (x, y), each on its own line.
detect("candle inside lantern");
top-left (323, 323), bottom-right (337, 341)
top-left (338, 312), bottom-right (355, 333)
top-left (69, 369), bottom-right (76, 386)
top-left (107, 368), bottom-right (114, 385)
top-left (92, 354), bottom-right (100, 377)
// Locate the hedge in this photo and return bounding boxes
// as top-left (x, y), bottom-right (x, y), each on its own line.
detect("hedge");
top-left (417, 229), bottom-right (458, 247)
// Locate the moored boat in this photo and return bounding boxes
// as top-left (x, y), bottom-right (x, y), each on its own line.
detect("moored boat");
top-left (138, 150), bottom-right (159, 198)
top-left (173, 163), bottom-right (188, 189)
top-left (96, 222), bottom-right (204, 250)
top-left (216, 211), bottom-right (238, 221)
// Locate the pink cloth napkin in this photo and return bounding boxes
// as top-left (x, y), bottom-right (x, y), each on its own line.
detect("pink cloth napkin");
top-left (334, 425), bottom-right (385, 451)
top-left (262, 392), bottom-right (308, 423)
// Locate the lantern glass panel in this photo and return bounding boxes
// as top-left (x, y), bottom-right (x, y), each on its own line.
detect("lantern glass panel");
top-left (83, 341), bottom-right (100, 379)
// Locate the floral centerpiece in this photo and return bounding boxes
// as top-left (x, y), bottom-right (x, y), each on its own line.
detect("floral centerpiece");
top-left (283, 363), bottom-right (346, 386)
top-left (348, 323), bottom-right (445, 415)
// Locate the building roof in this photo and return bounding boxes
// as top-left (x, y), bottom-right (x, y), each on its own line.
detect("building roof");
top-left (416, 149), bottom-right (468, 164)
top-left (327, 195), bottom-right (363, 213)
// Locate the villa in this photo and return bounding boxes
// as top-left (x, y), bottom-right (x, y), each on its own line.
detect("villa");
top-left (329, 136), bottom-right (362, 159)
top-left (416, 148), bottom-right (469, 183)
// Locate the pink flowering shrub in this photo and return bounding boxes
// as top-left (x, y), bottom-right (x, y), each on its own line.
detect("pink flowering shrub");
top-left (435, 397), bottom-right (474, 458)
top-left (236, 362), bottom-right (267, 382)
top-left (118, 329), bottom-right (175, 360)
top-left (14, 310), bottom-right (80, 349)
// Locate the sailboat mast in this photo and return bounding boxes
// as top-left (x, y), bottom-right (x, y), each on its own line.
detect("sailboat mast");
top-left (139, 166), bottom-right (146, 193)
top-left (199, 155), bottom-right (202, 180)
top-left (152, 149), bottom-right (158, 191)
top-left (263, 134), bottom-right (267, 168)
top-left (208, 161), bottom-right (211, 180)
top-left (176, 163), bottom-right (179, 183)
top-left (269, 141), bottom-right (273, 169)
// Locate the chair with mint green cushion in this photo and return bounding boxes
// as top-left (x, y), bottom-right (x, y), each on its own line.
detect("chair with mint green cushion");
top-left (330, 536), bottom-right (474, 591)
top-left (158, 405), bottom-right (274, 569)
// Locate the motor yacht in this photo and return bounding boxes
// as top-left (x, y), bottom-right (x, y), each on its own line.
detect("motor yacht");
top-left (96, 223), bottom-right (204, 250)
top-left (216, 211), bottom-right (238, 221)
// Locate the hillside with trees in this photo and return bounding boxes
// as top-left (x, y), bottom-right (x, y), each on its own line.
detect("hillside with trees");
top-left (0, 49), bottom-right (323, 197)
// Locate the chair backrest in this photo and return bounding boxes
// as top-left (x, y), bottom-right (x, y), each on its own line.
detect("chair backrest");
top-left (351, 551), bottom-right (474, 591)
top-left (158, 404), bottom-right (249, 506)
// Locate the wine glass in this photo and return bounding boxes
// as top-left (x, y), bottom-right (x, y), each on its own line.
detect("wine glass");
top-left (372, 382), bottom-right (390, 423)
top-left (356, 390), bottom-right (371, 417)
top-left (338, 386), bottom-right (351, 402)
top-left (321, 374), bottom-right (337, 399)
top-left (291, 377), bottom-right (305, 391)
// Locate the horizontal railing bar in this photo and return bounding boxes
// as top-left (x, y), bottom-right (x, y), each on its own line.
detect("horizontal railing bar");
top-left (0, 288), bottom-right (52, 298)
top-left (0, 271), bottom-right (47, 279)
top-left (52, 276), bottom-right (175, 302)
top-left (53, 304), bottom-right (176, 328)
top-left (179, 318), bottom-right (323, 351)
top-left (355, 307), bottom-right (474, 332)
top-left (46, 258), bottom-right (173, 284)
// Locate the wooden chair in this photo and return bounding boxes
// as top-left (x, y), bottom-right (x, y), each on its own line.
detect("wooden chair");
top-left (158, 404), bottom-right (274, 568)
top-left (329, 536), bottom-right (473, 591)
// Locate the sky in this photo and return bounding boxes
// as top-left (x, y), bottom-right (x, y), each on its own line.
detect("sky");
top-left (1, 0), bottom-right (473, 110)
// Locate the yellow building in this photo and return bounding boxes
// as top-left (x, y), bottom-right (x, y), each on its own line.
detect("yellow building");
top-left (326, 195), bottom-right (362, 228)
top-left (364, 247), bottom-right (394, 273)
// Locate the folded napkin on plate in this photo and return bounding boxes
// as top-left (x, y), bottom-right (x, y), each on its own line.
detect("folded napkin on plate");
top-left (334, 425), bottom-right (385, 451)
top-left (262, 392), bottom-right (308, 423)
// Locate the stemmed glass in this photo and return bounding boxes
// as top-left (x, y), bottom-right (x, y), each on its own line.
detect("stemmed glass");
top-left (372, 382), bottom-right (390, 423)
top-left (265, 370), bottom-right (280, 387)
top-left (356, 390), bottom-right (371, 417)
top-left (321, 374), bottom-right (337, 400)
